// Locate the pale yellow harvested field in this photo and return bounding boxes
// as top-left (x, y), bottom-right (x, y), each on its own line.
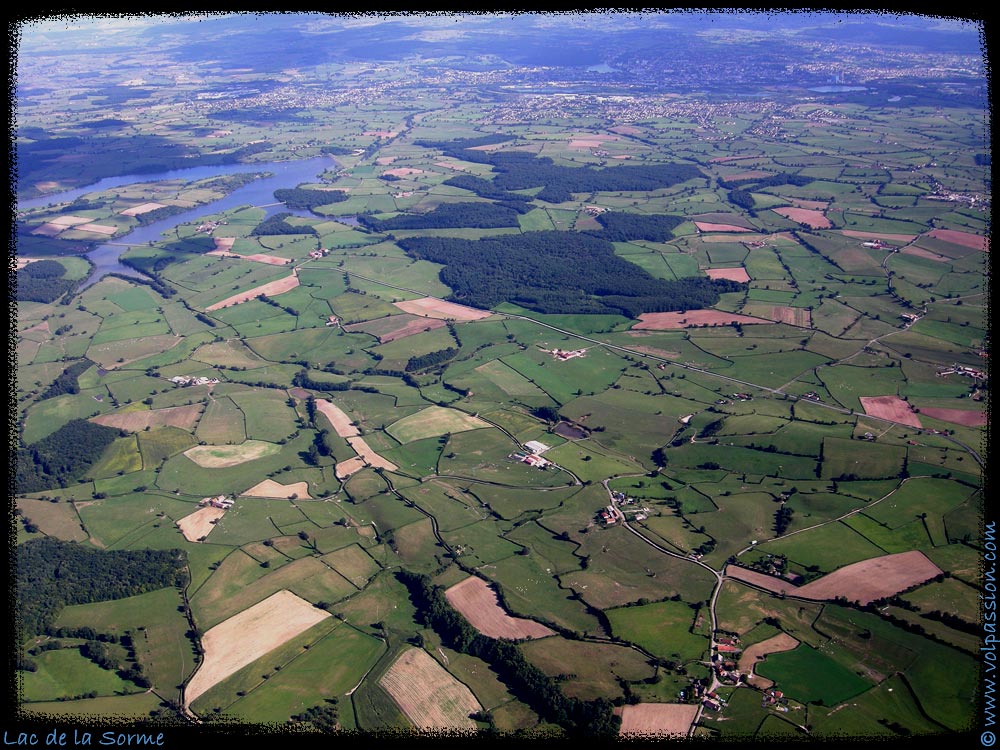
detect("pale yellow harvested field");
top-left (376, 156), bottom-right (397, 165)
top-left (75, 223), bottom-right (119, 235)
top-left (241, 479), bottom-right (311, 499)
top-left (48, 215), bottom-right (93, 226)
top-left (445, 576), bottom-right (555, 640)
top-left (315, 399), bottom-right (360, 437)
top-left (379, 647), bottom-right (481, 731)
top-left (120, 202), bottom-right (167, 216)
top-left (616, 703), bottom-right (698, 737)
top-left (393, 297), bottom-right (492, 321)
top-left (694, 222), bottom-right (754, 233)
top-left (205, 273), bottom-right (299, 311)
top-left (184, 590), bottom-right (330, 708)
top-left (207, 249), bottom-right (290, 266)
top-left (347, 437), bottom-right (398, 472)
top-left (739, 633), bottom-right (800, 690)
top-left (335, 456), bottom-right (366, 479)
top-left (91, 404), bottom-right (202, 432)
top-left (184, 440), bottom-right (280, 468)
top-left (705, 267), bottom-right (751, 283)
top-left (177, 506), bottom-right (227, 542)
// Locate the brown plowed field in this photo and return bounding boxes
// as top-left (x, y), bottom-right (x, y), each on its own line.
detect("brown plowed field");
top-left (694, 222), bottom-right (753, 233)
top-left (382, 168), bottom-right (423, 177)
top-left (241, 479), bottom-right (311, 499)
top-left (771, 206), bottom-right (831, 229)
top-left (705, 267), bottom-right (751, 283)
top-left (859, 395), bottom-right (923, 428)
top-left (796, 550), bottom-right (943, 604)
top-left (633, 310), bottom-right (771, 330)
top-left (616, 703), bottom-right (698, 737)
top-left (444, 576), bottom-right (556, 640)
top-left (739, 633), bottom-right (800, 690)
top-left (379, 647), bottom-right (481, 731)
top-left (205, 273), bottom-right (299, 311)
top-left (903, 246), bottom-right (949, 262)
top-left (176, 506), bottom-right (227, 542)
top-left (727, 551), bottom-right (944, 606)
top-left (393, 297), bottom-right (492, 321)
top-left (213, 237), bottom-right (236, 251)
top-left (314, 399), bottom-right (360, 437)
top-left (344, 314), bottom-right (447, 343)
top-left (92, 404), bottom-right (202, 432)
top-left (927, 228), bottom-right (988, 251)
top-left (184, 590), bottom-right (330, 708)
top-left (916, 407), bottom-right (986, 427)
top-left (768, 306), bottom-right (811, 327)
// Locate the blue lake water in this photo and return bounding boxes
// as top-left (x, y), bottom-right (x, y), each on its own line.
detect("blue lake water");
top-left (17, 155), bottom-right (339, 289)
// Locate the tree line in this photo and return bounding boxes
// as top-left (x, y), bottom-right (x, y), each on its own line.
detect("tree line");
top-left (396, 570), bottom-right (620, 738)
top-left (273, 187), bottom-right (348, 211)
top-left (250, 212), bottom-right (317, 237)
top-left (16, 537), bottom-right (188, 640)
top-left (358, 201), bottom-right (523, 232)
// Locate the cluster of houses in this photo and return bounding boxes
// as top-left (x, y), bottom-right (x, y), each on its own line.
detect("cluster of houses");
top-left (938, 363), bottom-right (986, 380)
top-left (196, 220), bottom-right (227, 234)
top-left (308, 247), bottom-right (330, 259)
top-left (711, 635), bottom-right (744, 685)
top-left (701, 691), bottom-right (729, 713)
top-left (731, 392), bottom-right (754, 402)
top-left (598, 504), bottom-right (621, 525)
top-left (802, 391), bottom-right (822, 401)
top-left (199, 495), bottom-right (234, 510)
top-left (861, 239), bottom-right (890, 249)
top-left (545, 347), bottom-right (587, 361)
top-left (169, 375), bottom-right (220, 387)
top-left (900, 312), bottom-right (920, 324)
top-left (762, 688), bottom-right (789, 712)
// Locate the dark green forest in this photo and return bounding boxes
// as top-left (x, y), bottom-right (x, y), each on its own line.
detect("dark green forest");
top-left (273, 186), bottom-right (349, 210)
top-left (16, 538), bottom-right (188, 640)
top-left (398, 231), bottom-right (743, 317)
top-left (16, 419), bottom-right (124, 493)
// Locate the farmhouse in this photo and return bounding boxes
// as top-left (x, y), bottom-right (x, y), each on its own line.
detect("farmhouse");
top-left (900, 312), bottom-right (919, 323)
top-left (523, 440), bottom-right (550, 454)
top-left (522, 453), bottom-right (550, 469)
top-left (199, 495), bottom-right (234, 509)
top-left (170, 375), bottom-right (220, 386)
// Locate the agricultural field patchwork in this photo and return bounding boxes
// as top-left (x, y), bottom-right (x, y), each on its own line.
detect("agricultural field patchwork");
top-left (13, 10), bottom-right (987, 744)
